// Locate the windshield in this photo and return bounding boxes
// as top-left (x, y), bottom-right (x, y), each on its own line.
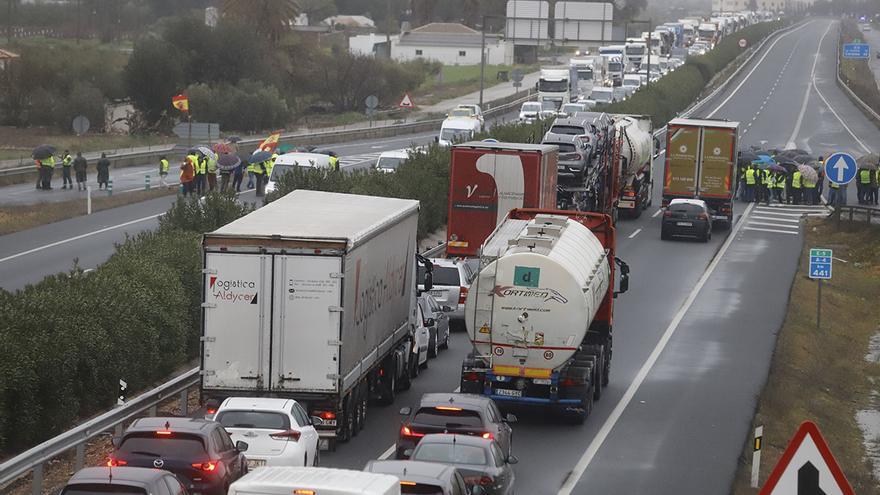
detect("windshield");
top-left (699, 30), bottom-right (714, 38)
top-left (608, 62), bottom-right (623, 72)
top-left (413, 407), bottom-right (483, 428)
top-left (625, 46), bottom-right (645, 55)
top-left (577, 69), bottom-right (593, 80)
top-left (270, 162), bottom-right (317, 181)
top-left (591, 91), bottom-right (613, 103)
top-left (413, 444), bottom-right (488, 466)
top-left (216, 410), bottom-right (291, 429)
top-left (63, 486), bottom-right (146, 495)
top-left (440, 129), bottom-right (473, 143)
top-left (448, 108), bottom-right (473, 118)
top-left (538, 79), bottom-right (568, 92)
top-left (118, 433), bottom-right (207, 458)
top-left (561, 105), bottom-right (583, 114)
top-left (419, 266), bottom-right (460, 286)
top-left (521, 103), bottom-right (541, 113)
top-left (624, 77), bottom-right (640, 86)
top-left (377, 156), bottom-right (406, 170)
top-left (541, 100), bottom-right (559, 111)
top-left (550, 125), bottom-right (586, 136)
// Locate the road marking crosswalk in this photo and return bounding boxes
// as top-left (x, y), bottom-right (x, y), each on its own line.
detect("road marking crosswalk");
top-left (740, 203), bottom-right (829, 236)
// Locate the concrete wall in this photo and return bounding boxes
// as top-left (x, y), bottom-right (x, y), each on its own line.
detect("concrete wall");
top-left (392, 41), bottom-right (513, 65)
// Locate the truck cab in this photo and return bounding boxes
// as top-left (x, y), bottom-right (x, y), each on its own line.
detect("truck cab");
top-left (537, 68), bottom-right (572, 108)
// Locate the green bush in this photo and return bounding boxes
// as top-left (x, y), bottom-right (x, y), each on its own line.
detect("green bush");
top-left (0, 193), bottom-right (250, 454)
top-left (187, 80), bottom-right (290, 132)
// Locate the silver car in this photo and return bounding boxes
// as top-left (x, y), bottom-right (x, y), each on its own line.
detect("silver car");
top-left (419, 293), bottom-right (451, 358)
top-left (409, 434), bottom-right (517, 495)
top-left (418, 258), bottom-right (475, 330)
top-left (62, 467), bottom-right (189, 495)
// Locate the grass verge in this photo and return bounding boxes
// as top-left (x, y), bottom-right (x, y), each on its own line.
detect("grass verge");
top-left (731, 218), bottom-right (880, 494)
top-left (0, 187), bottom-right (177, 236)
top-left (414, 64), bottom-right (537, 105)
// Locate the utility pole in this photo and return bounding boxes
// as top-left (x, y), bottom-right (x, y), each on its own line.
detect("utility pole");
top-left (76, 0), bottom-right (81, 44)
top-left (646, 19), bottom-right (653, 89)
top-left (479, 15), bottom-right (486, 108)
top-left (6, 0), bottom-right (13, 44)
top-left (385, 0), bottom-right (393, 59)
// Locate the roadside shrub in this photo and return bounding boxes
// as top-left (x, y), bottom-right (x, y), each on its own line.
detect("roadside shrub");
top-left (187, 80), bottom-right (290, 132)
top-left (159, 191), bottom-right (256, 234)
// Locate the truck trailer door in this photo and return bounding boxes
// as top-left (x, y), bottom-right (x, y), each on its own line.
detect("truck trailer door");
top-left (271, 255), bottom-right (342, 393)
top-left (203, 253), bottom-right (272, 390)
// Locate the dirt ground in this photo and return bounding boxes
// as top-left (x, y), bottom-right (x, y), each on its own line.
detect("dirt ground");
top-left (731, 218), bottom-right (880, 493)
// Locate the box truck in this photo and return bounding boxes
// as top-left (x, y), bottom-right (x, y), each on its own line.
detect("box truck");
top-left (446, 142), bottom-right (558, 258)
top-left (201, 190), bottom-right (433, 450)
top-left (663, 118), bottom-right (739, 225)
top-left (459, 208), bottom-right (629, 423)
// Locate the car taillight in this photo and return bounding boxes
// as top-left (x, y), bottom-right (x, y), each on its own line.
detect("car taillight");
top-left (401, 425), bottom-right (425, 438)
top-left (459, 286), bottom-right (468, 305)
top-left (462, 372), bottom-right (480, 381)
top-left (206, 407), bottom-right (217, 415)
top-left (269, 429), bottom-right (302, 441)
top-left (106, 458), bottom-right (127, 467)
top-left (481, 432), bottom-right (494, 440)
top-left (191, 460), bottom-right (220, 472)
top-left (698, 213), bottom-right (709, 220)
top-left (463, 475), bottom-right (493, 486)
top-left (314, 410), bottom-right (336, 421)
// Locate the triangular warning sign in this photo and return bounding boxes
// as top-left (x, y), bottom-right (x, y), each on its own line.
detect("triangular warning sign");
top-left (759, 421), bottom-right (854, 495)
top-left (399, 93), bottom-right (414, 109)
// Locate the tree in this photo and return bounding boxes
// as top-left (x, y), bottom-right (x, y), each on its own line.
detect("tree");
top-left (221, 0), bottom-right (299, 43)
top-left (123, 38), bottom-right (186, 125)
top-left (613, 0), bottom-right (647, 21)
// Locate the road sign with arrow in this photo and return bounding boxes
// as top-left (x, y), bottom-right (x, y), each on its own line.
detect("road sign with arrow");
top-left (824, 152), bottom-right (857, 186)
top-left (759, 421), bottom-right (854, 495)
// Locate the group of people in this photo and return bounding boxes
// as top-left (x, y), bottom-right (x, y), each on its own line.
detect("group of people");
top-left (34, 150), bottom-right (111, 191)
top-left (856, 166), bottom-right (880, 206)
top-left (739, 161), bottom-right (824, 206)
top-left (176, 151), bottom-right (277, 197)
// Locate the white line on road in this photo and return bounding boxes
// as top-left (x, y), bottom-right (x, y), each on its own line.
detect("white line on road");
top-left (0, 213), bottom-right (162, 265)
top-left (557, 202), bottom-right (756, 495)
top-left (749, 215), bottom-right (801, 223)
top-left (651, 209), bottom-right (662, 218)
top-left (785, 22), bottom-right (834, 149)
top-left (743, 226), bottom-right (800, 235)
top-left (628, 228), bottom-right (642, 239)
top-left (748, 220), bottom-right (799, 229)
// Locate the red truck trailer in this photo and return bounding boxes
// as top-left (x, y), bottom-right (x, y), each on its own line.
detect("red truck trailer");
top-left (446, 142), bottom-right (558, 258)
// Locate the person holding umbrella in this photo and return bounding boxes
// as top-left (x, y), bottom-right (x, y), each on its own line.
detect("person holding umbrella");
top-left (249, 151), bottom-right (272, 197)
top-left (217, 153), bottom-right (241, 192)
top-left (791, 167), bottom-right (803, 205)
top-left (73, 152), bottom-right (88, 190)
top-left (32, 145), bottom-right (57, 190)
top-left (232, 158), bottom-right (244, 192)
top-left (96, 153), bottom-right (110, 189)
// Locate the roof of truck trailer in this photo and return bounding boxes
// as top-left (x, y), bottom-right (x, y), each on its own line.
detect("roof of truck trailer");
top-left (207, 190), bottom-right (419, 245)
top-left (668, 118), bottom-right (739, 129)
top-left (455, 141), bottom-right (558, 153)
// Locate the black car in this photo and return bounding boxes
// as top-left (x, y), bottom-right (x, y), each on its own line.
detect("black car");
top-left (62, 466), bottom-right (189, 495)
top-left (397, 393), bottom-right (515, 460)
top-left (409, 434), bottom-right (516, 495)
top-left (109, 417), bottom-right (249, 495)
top-left (661, 199), bottom-right (712, 242)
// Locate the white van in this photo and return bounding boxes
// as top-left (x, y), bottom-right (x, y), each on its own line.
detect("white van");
top-left (437, 117), bottom-right (481, 147)
top-left (228, 467), bottom-right (400, 495)
top-left (266, 152), bottom-right (332, 194)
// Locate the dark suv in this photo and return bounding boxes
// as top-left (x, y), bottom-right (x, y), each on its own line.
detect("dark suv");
top-left (396, 393), bottom-right (515, 460)
top-left (109, 417), bottom-right (249, 495)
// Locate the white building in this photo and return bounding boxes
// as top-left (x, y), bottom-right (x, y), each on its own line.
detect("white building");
top-left (391, 23), bottom-right (513, 66)
top-left (349, 33), bottom-right (399, 57)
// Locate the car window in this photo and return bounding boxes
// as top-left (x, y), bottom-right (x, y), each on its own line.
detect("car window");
top-left (418, 266), bottom-right (460, 286)
top-left (489, 402), bottom-right (504, 423)
top-left (212, 428), bottom-right (235, 452)
top-left (454, 473), bottom-right (469, 495)
top-left (413, 407), bottom-right (483, 428)
top-left (163, 475), bottom-right (186, 495)
top-left (669, 203), bottom-right (704, 214)
top-left (400, 484), bottom-right (444, 495)
top-left (62, 485), bottom-right (147, 495)
top-left (293, 403), bottom-right (311, 427)
top-left (550, 125), bottom-right (586, 136)
top-left (118, 434), bottom-right (207, 458)
top-left (215, 410), bottom-right (290, 430)
top-left (484, 404), bottom-right (498, 423)
top-left (555, 143), bottom-right (576, 153)
top-left (413, 444), bottom-right (488, 465)
top-left (491, 443), bottom-right (506, 467)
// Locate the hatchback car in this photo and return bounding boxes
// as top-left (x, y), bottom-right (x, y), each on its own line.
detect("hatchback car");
top-left (661, 198), bottom-right (712, 242)
top-left (214, 397), bottom-right (320, 469)
top-left (375, 150), bottom-right (410, 173)
top-left (396, 393), bottom-right (515, 460)
top-left (418, 258), bottom-right (475, 330)
top-left (108, 417), bottom-right (248, 495)
top-left (418, 293), bottom-right (451, 358)
top-left (364, 460), bottom-right (472, 495)
top-left (409, 435), bottom-right (516, 495)
top-left (62, 466), bottom-right (189, 495)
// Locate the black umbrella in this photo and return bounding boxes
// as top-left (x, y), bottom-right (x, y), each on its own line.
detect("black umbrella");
top-left (779, 160), bottom-right (800, 173)
top-left (249, 150), bottom-right (272, 164)
top-left (32, 144), bottom-right (56, 160)
top-left (738, 150), bottom-right (759, 164)
top-left (217, 153), bottom-right (242, 172)
top-left (227, 135), bottom-right (242, 143)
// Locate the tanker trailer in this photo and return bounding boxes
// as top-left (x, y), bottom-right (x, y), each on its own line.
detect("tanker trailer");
top-left (614, 114), bottom-right (657, 218)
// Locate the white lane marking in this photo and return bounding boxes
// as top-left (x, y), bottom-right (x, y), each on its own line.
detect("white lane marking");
top-left (0, 213), bottom-right (162, 265)
top-left (743, 226), bottom-right (800, 235)
top-left (707, 22), bottom-right (813, 118)
top-left (751, 210), bottom-right (817, 217)
top-left (628, 228), bottom-right (642, 239)
top-left (748, 220), bottom-right (800, 229)
top-left (652, 209), bottom-right (662, 218)
top-left (377, 385), bottom-right (462, 460)
top-left (558, 203), bottom-right (756, 495)
top-left (749, 215), bottom-right (801, 223)
top-left (785, 22), bottom-right (834, 149)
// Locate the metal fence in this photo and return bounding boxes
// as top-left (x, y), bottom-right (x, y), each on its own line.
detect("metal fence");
top-left (830, 205), bottom-right (880, 226)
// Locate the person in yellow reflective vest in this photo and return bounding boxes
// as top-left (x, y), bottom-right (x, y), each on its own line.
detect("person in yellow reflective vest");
top-left (206, 155), bottom-right (218, 192)
top-left (772, 172), bottom-right (786, 203)
top-left (803, 173), bottom-right (817, 205)
top-left (194, 154), bottom-right (207, 195)
top-left (744, 165), bottom-right (757, 202)
top-left (246, 160), bottom-right (255, 189)
top-left (40, 154), bottom-right (56, 190)
top-left (159, 156), bottom-right (170, 188)
top-left (253, 158), bottom-right (267, 197)
top-left (871, 167), bottom-right (880, 206)
top-left (267, 153), bottom-right (278, 179)
top-left (328, 151), bottom-right (339, 171)
top-left (61, 150), bottom-right (73, 189)
top-left (857, 167), bottom-right (873, 204)
top-left (827, 176), bottom-right (841, 207)
top-left (791, 169), bottom-right (803, 205)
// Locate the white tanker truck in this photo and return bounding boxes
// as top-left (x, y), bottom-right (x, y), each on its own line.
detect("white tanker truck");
top-left (459, 208), bottom-right (629, 423)
top-left (614, 114), bottom-right (657, 218)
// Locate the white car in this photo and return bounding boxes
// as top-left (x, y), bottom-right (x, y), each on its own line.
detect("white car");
top-left (265, 152), bottom-right (332, 194)
top-left (437, 117), bottom-right (480, 147)
top-left (214, 397), bottom-right (321, 469)
top-left (418, 258), bottom-right (475, 330)
top-left (412, 303), bottom-right (431, 372)
top-left (447, 105), bottom-right (484, 131)
top-left (453, 104), bottom-right (484, 129)
top-left (559, 102), bottom-right (588, 117)
top-left (375, 150), bottom-right (410, 173)
top-left (518, 101), bottom-right (542, 123)
top-left (228, 467), bottom-right (400, 495)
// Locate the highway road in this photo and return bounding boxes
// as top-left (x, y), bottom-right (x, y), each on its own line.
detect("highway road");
top-left (3, 17), bottom-right (876, 494)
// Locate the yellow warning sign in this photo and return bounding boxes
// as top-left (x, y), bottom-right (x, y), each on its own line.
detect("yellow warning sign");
top-left (479, 325), bottom-right (490, 334)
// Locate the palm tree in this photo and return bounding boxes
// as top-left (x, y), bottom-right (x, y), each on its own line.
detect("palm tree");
top-left (222, 0), bottom-right (300, 44)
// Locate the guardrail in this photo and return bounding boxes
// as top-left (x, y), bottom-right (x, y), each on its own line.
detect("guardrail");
top-left (834, 24), bottom-right (880, 125)
top-left (0, 367), bottom-right (200, 495)
top-left (829, 204), bottom-right (880, 226)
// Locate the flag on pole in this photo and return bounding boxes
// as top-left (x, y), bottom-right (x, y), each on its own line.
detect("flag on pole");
top-left (172, 94), bottom-right (189, 113)
top-left (257, 132), bottom-right (281, 153)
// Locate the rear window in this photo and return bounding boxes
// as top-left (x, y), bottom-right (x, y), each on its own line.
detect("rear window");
top-left (413, 407), bottom-right (483, 428)
top-left (555, 143), bottom-right (576, 153)
top-left (669, 203), bottom-right (704, 214)
top-left (413, 444), bottom-right (487, 466)
top-left (401, 484), bottom-right (444, 495)
top-left (549, 125), bottom-right (585, 136)
top-left (63, 485), bottom-right (146, 495)
top-left (215, 410), bottom-right (291, 430)
top-left (419, 266), bottom-right (461, 286)
top-left (118, 433), bottom-right (207, 458)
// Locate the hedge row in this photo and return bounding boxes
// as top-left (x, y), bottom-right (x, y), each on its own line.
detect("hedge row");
top-left (0, 192), bottom-right (252, 454)
top-left (605, 20), bottom-right (786, 125)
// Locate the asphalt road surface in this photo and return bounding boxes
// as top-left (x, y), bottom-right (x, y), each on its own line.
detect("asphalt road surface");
top-left (4, 18), bottom-right (875, 495)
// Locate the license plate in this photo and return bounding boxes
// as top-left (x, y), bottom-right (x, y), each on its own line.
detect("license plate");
top-left (429, 290), bottom-right (444, 297)
top-left (247, 459), bottom-right (266, 469)
top-left (676, 222), bottom-right (693, 227)
top-left (495, 388), bottom-right (522, 397)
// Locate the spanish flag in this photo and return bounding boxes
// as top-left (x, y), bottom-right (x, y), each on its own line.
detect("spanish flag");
top-left (172, 94), bottom-right (189, 113)
top-left (257, 132), bottom-right (281, 153)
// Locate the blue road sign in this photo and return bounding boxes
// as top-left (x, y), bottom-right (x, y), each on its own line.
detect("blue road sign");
top-left (809, 248), bottom-right (833, 280)
top-left (824, 152), bottom-right (858, 185)
top-left (843, 43), bottom-right (870, 59)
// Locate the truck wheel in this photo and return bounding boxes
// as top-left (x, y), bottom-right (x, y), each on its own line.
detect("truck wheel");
top-left (603, 342), bottom-right (611, 388)
top-left (440, 332), bottom-right (449, 350)
top-left (399, 360), bottom-right (412, 391)
top-left (411, 352), bottom-right (420, 378)
top-left (380, 369), bottom-right (397, 405)
top-left (340, 397), bottom-right (353, 442)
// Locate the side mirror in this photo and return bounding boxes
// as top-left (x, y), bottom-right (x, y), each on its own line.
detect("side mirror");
top-left (399, 406), bottom-right (412, 416)
top-left (423, 270), bottom-right (433, 292)
top-left (504, 413), bottom-right (518, 424)
top-left (425, 318), bottom-right (435, 327)
top-left (111, 436), bottom-right (122, 449)
top-left (434, 136), bottom-right (440, 144)
top-left (235, 440), bottom-right (249, 452)
top-left (442, 305), bottom-right (453, 312)
top-left (507, 454), bottom-right (519, 465)
top-left (614, 258), bottom-right (630, 297)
